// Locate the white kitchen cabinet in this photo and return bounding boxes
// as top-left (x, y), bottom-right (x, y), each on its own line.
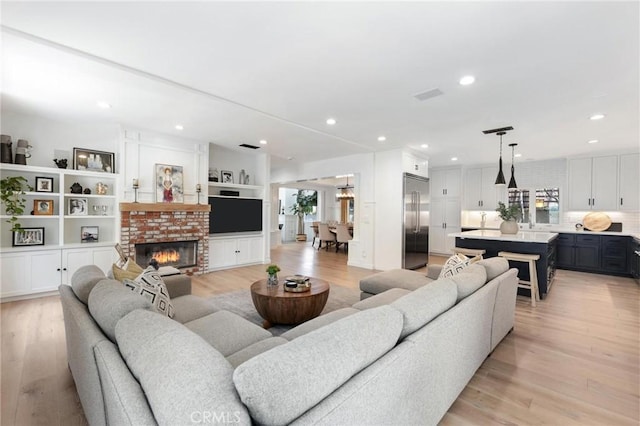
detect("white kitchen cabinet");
top-left (209, 236), bottom-right (263, 270)
top-left (568, 156), bottom-right (618, 211)
top-left (463, 166), bottom-right (499, 210)
top-left (430, 168), bottom-right (461, 198)
top-left (0, 246), bottom-right (118, 300)
top-left (618, 153), bottom-right (639, 211)
top-left (402, 152), bottom-right (428, 178)
top-left (430, 198), bottom-right (461, 255)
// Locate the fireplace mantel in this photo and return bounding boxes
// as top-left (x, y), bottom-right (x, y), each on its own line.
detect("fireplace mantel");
top-left (119, 203), bottom-right (210, 212)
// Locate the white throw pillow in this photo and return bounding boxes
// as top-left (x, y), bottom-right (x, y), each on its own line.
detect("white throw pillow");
top-left (439, 254), bottom-right (472, 278)
top-left (123, 266), bottom-right (175, 318)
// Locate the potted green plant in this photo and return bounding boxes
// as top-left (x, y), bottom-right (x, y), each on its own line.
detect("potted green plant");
top-left (265, 264), bottom-right (281, 285)
top-left (0, 176), bottom-right (33, 233)
top-left (290, 190), bottom-right (317, 241)
top-left (496, 201), bottom-right (521, 234)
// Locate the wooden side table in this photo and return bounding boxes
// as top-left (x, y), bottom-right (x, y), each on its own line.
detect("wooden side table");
top-left (250, 277), bottom-right (330, 328)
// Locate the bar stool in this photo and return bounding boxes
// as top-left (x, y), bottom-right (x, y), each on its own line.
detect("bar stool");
top-left (452, 247), bottom-right (486, 259)
top-left (498, 251), bottom-right (540, 307)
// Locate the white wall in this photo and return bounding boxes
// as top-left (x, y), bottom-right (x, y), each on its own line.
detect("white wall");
top-left (120, 129), bottom-right (209, 204)
top-left (0, 110), bottom-right (119, 169)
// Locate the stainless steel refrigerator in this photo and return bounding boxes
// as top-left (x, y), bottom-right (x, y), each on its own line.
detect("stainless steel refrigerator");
top-left (403, 173), bottom-right (430, 269)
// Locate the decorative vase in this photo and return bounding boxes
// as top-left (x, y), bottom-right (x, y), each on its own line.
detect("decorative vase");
top-left (500, 219), bottom-right (519, 234)
top-left (267, 273), bottom-right (278, 286)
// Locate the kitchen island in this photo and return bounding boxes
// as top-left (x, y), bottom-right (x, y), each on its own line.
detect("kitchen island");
top-left (450, 230), bottom-right (558, 299)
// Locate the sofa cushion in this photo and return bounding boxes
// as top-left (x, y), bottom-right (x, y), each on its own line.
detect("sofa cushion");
top-left (226, 337), bottom-right (289, 368)
top-left (352, 288), bottom-right (411, 310)
top-left (439, 253), bottom-right (475, 278)
top-left (233, 305), bottom-right (403, 425)
top-left (359, 269), bottom-right (431, 295)
top-left (171, 295), bottom-right (217, 324)
top-left (390, 278), bottom-right (458, 339)
top-left (116, 309), bottom-right (251, 426)
top-left (112, 258), bottom-right (144, 282)
top-left (449, 263), bottom-right (488, 302)
top-left (88, 279), bottom-right (154, 342)
top-left (122, 267), bottom-right (175, 318)
top-left (280, 307), bottom-right (360, 341)
top-left (71, 265), bottom-right (107, 304)
top-left (184, 310), bottom-right (272, 356)
top-left (477, 257), bottom-right (510, 281)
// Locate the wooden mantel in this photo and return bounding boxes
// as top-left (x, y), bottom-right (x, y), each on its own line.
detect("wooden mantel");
top-left (119, 202), bottom-right (211, 212)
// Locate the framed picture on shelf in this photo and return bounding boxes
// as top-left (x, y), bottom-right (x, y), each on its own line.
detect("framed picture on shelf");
top-left (69, 198), bottom-right (88, 216)
top-left (81, 226), bottom-right (99, 243)
top-left (221, 170), bottom-right (234, 184)
top-left (12, 227), bottom-right (45, 247)
top-left (34, 199), bottom-right (54, 215)
top-left (35, 176), bottom-right (54, 193)
top-left (73, 148), bottom-right (115, 173)
top-left (155, 164), bottom-right (184, 203)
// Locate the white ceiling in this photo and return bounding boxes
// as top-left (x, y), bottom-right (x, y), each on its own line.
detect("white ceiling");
top-left (1, 2), bottom-right (638, 168)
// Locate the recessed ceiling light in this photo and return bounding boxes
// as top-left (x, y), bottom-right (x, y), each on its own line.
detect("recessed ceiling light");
top-left (377, 136), bottom-right (386, 142)
top-left (97, 101), bottom-right (111, 109)
top-left (451, 157), bottom-right (458, 161)
top-left (287, 156), bottom-right (294, 161)
top-left (259, 139), bottom-right (268, 145)
top-left (326, 118), bottom-right (336, 125)
top-left (175, 124), bottom-right (184, 130)
top-left (589, 113), bottom-right (605, 120)
top-left (421, 144), bottom-right (429, 149)
top-left (459, 75), bottom-right (475, 86)
top-left (588, 139), bottom-right (599, 144)
top-left (514, 153), bottom-right (522, 158)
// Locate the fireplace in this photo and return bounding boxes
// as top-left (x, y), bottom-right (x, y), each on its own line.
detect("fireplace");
top-left (135, 240), bottom-right (198, 269)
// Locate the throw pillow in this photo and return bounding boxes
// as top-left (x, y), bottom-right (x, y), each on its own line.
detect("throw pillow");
top-left (123, 267), bottom-right (175, 318)
top-left (112, 258), bottom-right (145, 281)
top-left (438, 253), bottom-right (472, 278)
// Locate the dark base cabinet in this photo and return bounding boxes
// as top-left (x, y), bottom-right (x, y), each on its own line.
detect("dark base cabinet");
top-left (556, 233), bottom-right (632, 277)
top-left (455, 237), bottom-right (556, 299)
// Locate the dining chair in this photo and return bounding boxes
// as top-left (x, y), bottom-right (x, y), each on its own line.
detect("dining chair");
top-left (335, 223), bottom-right (353, 253)
top-left (317, 223), bottom-right (336, 251)
top-left (311, 221), bottom-right (320, 248)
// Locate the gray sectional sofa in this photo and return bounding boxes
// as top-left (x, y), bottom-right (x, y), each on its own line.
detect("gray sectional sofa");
top-left (60, 257), bottom-right (518, 425)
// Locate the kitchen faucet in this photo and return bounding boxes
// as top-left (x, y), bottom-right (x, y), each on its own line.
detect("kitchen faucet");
top-left (480, 211), bottom-right (486, 228)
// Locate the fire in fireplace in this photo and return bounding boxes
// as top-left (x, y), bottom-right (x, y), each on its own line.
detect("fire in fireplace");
top-left (135, 240), bottom-right (197, 269)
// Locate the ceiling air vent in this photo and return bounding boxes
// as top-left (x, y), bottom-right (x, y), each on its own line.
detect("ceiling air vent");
top-left (239, 143), bottom-right (260, 149)
top-left (413, 88), bottom-right (443, 101)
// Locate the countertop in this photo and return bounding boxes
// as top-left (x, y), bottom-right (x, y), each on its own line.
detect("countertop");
top-left (450, 230), bottom-right (558, 243)
top-left (461, 226), bottom-right (639, 239)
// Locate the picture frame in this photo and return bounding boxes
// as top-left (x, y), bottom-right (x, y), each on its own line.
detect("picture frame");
top-left (155, 164), bottom-right (184, 203)
top-left (73, 148), bottom-right (115, 173)
top-left (35, 176), bottom-right (54, 193)
top-left (81, 226), bottom-right (99, 243)
top-left (221, 170), bottom-right (234, 184)
top-left (34, 199), bottom-right (54, 216)
top-left (69, 197), bottom-right (88, 216)
top-left (12, 227), bottom-right (45, 247)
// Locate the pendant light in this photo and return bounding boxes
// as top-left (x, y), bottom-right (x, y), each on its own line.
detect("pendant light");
top-left (494, 131), bottom-right (506, 186)
top-left (336, 176), bottom-right (355, 201)
top-left (508, 143), bottom-right (518, 189)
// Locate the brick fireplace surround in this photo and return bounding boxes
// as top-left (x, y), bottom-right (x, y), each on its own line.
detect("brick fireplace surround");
top-left (120, 203), bottom-right (211, 274)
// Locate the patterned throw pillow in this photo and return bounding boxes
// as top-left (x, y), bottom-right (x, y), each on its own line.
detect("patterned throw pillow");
top-left (123, 266), bottom-right (175, 318)
top-left (438, 254), bottom-right (472, 278)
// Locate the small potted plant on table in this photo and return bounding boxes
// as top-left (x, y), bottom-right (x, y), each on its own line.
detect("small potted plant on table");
top-left (266, 264), bottom-right (281, 286)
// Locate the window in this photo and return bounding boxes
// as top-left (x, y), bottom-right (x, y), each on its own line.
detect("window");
top-left (509, 188), bottom-right (560, 225)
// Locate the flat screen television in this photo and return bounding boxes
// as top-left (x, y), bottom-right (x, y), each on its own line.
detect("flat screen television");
top-left (208, 197), bottom-right (263, 234)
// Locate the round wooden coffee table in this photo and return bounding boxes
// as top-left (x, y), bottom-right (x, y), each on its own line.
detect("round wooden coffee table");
top-left (250, 277), bottom-right (330, 328)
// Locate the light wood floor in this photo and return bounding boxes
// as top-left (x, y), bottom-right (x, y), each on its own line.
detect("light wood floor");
top-left (1, 243), bottom-right (638, 425)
